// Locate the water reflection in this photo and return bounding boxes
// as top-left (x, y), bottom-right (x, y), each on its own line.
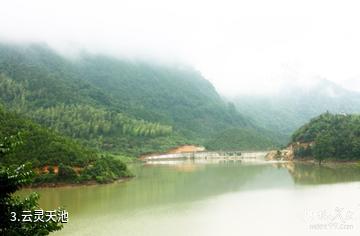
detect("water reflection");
top-left (284, 162), bottom-right (360, 185)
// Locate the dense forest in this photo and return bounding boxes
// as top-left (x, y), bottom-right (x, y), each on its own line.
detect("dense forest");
top-left (291, 113), bottom-right (360, 162)
top-left (0, 42), bottom-right (277, 156)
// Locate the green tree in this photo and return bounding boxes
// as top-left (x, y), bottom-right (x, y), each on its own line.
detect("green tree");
top-left (0, 134), bottom-right (63, 235)
top-left (313, 133), bottom-right (335, 165)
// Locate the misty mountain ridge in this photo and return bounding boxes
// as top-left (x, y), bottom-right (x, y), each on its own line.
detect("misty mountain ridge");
top-left (232, 77), bottom-right (360, 142)
top-left (281, 77), bottom-right (358, 97)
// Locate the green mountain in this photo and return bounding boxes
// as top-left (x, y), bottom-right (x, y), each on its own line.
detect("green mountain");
top-left (291, 113), bottom-right (360, 162)
top-left (0, 42), bottom-right (276, 155)
top-left (233, 79), bottom-right (360, 143)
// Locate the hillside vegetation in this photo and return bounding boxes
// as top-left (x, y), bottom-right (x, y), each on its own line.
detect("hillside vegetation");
top-left (291, 113), bottom-right (360, 163)
top-left (0, 106), bottom-right (132, 184)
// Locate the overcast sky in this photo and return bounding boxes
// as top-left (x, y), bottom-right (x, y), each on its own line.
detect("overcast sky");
top-left (1, 0), bottom-right (360, 95)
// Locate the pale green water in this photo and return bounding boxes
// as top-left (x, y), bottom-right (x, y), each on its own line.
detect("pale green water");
top-left (21, 160), bottom-right (360, 236)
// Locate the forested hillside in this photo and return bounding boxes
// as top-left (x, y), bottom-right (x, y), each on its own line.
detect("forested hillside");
top-left (291, 113), bottom-right (360, 162)
top-left (0, 106), bottom-right (96, 167)
top-left (0, 105), bottom-right (132, 184)
top-left (74, 55), bottom-right (248, 139)
top-left (233, 79), bottom-right (360, 143)
top-left (0, 42), bottom-right (276, 155)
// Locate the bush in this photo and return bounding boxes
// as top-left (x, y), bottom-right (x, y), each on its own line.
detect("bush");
top-left (81, 155), bottom-right (132, 183)
top-left (58, 164), bottom-right (77, 181)
top-left (34, 173), bottom-right (57, 184)
top-left (48, 166), bottom-right (54, 174)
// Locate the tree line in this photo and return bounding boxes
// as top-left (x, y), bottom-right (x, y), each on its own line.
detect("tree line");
top-left (30, 104), bottom-right (173, 138)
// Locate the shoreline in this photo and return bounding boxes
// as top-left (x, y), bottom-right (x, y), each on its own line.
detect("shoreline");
top-left (291, 157), bottom-right (360, 163)
top-left (266, 148), bottom-right (360, 165)
top-left (291, 159), bottom-right (360, 167)
top-left (25, 176), bottom-right (134, 189)
top-left (139, 145), bottom-right (206, 160)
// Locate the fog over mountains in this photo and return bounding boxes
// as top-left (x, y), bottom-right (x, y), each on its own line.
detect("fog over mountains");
top-left (1, 40), bottom-right (359, 150)
top-left (232, 78), bottom-right (360, 142)
top-left (2, 0), bottom-right (360, 97)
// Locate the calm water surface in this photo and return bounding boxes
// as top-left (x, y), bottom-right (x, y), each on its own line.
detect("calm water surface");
top-left (21, 160), bottom-right (360, 236)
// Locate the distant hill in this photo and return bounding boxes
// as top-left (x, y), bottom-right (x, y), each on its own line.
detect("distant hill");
top-left (233, 79), bottom-right (360, 143)
top-left (0, 42), bottom-right (276, 155)
top-left (204, 128), bottom-right (277, 151)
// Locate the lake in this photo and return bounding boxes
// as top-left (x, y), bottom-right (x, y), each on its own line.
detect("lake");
top-left (21, 159), bottom-right (360, 236)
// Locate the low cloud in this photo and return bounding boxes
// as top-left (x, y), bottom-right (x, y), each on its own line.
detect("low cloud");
top-left (1, 0), bottom-right (360, 95)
